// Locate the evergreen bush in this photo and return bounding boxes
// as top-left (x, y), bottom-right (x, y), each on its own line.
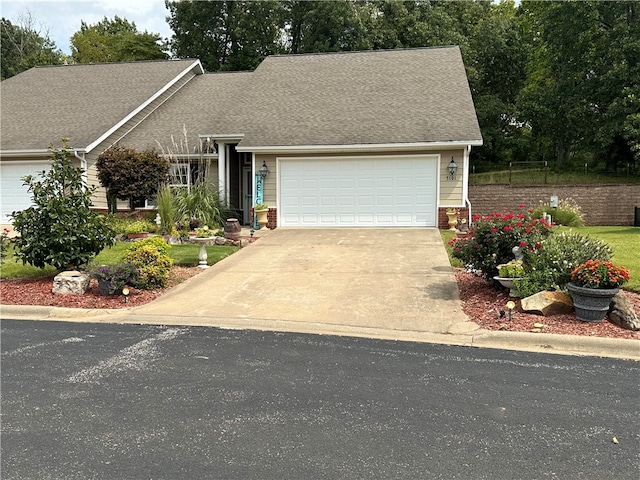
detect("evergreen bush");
top-left (11, 139), bottom-right (116, 270)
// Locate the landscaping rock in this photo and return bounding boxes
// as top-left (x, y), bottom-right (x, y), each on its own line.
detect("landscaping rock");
top-left (608, 293), bottom-right (640, 331)
top-left (520, 291), bottom-right (574, 316)
top-left (52, 271), bottom-right (90, 295)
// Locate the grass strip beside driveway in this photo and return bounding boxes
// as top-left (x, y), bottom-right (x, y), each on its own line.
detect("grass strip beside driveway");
top-left (0, 243), bottom-right (239, 280)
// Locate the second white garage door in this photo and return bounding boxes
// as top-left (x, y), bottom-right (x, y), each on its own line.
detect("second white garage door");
top-left (279, 155), bottom-right (438, 227)
top-left (1, 161), bottom-right (51, 223)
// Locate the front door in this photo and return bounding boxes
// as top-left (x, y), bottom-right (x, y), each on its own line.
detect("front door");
top-left (241, 166), bottom-right (253, 225)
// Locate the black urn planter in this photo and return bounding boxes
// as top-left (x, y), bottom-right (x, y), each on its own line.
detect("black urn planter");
top-left (567, 282), bottom-right (618, 323)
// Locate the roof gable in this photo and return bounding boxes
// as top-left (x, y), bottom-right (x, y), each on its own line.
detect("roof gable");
top-left (0, 59), bottom-right (203, 153)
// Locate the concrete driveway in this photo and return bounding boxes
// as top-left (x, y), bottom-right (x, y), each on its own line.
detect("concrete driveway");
top-left (128, 229), bottom-right (479, 339)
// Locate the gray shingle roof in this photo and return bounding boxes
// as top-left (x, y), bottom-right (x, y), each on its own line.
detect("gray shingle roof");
top-left (0, 59), bottom-right (202, 152)
top-left (1, 47), bottom-right (481, 154)
top-left (241, 46), bottom-right (482, 147)
top-left (127, 46), bottom-right (481, 151)
top-left (119, 70), bottom-right (253, 153)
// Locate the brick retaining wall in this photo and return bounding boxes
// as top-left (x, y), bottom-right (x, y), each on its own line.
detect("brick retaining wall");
top-left (468, 184), bottom-right (640, 226)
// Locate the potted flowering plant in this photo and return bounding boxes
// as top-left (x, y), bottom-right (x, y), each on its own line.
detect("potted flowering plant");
top-left (570, 260), bottom-right (629, 289)
top-left (493, 261), bottom-right (525, 297)
top-left (194, 225), bottom-right (213, 238)
top-left (567, 260), bottom-right (630, 322)
top-left (254, 204), bottom-right (269, 230)
top-left (92, 262), bottom-right (140, 295)
top-left (445, 208), bottom-right (460, 230)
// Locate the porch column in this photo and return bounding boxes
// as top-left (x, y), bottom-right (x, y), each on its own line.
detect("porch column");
top-left (218, 142), bottom-right (227, 203)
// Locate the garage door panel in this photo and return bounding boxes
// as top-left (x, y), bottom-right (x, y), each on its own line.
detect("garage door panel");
top-left (377, 195), bottom-right (393, 206)
top-left (280, 156), bottom-right (437, 227)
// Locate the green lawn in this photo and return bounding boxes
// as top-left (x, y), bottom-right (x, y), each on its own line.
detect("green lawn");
top-left (560, 226), bottom-right (640, 292)
top-left (0, 242), bottom-right (239, 280)
top-left (440, 226), bottom-right (640, 292)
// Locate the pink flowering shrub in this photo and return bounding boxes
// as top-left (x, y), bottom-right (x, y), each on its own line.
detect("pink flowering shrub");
top-left (449, 205), bottom-right (553, 279)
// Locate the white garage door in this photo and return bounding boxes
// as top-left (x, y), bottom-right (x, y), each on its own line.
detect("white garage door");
top-left (279, 156), bottom-right (438, 227)
top-left (1, 161), bottom-right (51, 223)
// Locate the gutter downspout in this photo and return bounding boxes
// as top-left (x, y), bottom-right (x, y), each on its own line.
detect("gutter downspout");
top-left (73, 150), bottom-right (88, 187)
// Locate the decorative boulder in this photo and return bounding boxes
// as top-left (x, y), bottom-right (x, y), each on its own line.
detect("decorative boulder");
top-left (52, 271), bottom-right (90, 295)
top-left (608, 293), bottom-right (640, 331)
top-left (520, 291), bottom-right (574, 316)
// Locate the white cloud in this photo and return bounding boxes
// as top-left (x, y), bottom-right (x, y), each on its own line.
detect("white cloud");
top-left (1, 0), bottom-right (172, 55)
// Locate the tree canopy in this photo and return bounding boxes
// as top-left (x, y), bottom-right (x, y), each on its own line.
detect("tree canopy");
top-left (71, 16), bottom-right (168, 63)
top-left (1, 14), bottom-right (64, 79)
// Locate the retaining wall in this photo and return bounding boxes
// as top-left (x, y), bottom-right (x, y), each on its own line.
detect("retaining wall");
top-left (468, 184), bottom-right (640, 226)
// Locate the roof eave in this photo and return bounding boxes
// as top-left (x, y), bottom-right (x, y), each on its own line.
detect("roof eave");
top-left (0, 149), bottom-right (53, 158)
top-left (237, 140), bottom-right (483, 155)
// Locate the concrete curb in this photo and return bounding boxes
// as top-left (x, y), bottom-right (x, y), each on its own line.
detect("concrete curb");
top-left (2, 305), bottom-right (638, 361)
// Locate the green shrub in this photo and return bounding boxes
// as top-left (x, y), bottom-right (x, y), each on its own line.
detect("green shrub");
top-left (127, 237), bottom-right (171, 255)
top-left (11, 139), bottom-right (116, 270)
top-left (514, 269), bottom-right (561, 298)
top-left (0, 228), bottom-right (10, 265)
top-left (96, 145), bottom-right (169, 212)
top-left (532, 197), bottom-right (584, 227)
top-left (124, 219), bottom-right (155, 234)
top-left (174, 182), bottom-right (234, 229)
top-left (525, 231), bottom-right (612, 286)
top-left (449, 206), bottom-right (553, 279)
top-left (124, 239), bottom-right (172, 288)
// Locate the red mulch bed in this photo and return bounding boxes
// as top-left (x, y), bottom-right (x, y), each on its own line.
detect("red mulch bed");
top-left (1, 267), bottom-right (639, 340)
top-left (0, 267), bottom-right (203, 310)
top-left (455, 270), bottom-right (640, 340)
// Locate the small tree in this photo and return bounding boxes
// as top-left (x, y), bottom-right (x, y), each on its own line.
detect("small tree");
top-left (11, 139), bottom-right (116, 270)
top-left (96, 145), bottom-right (169, 212)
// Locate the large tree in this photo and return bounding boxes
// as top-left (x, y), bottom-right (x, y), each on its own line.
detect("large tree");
top-left (517, 1), bottom-right (639, 172)
top-left (466, 1), bottom-right (529, 166)
top-left (167, 0), bottom-right (284, 72)
top-left (1, 13), bottom-right (64, 79)
top-left (283, 0), bottom-right (373, 54)
top-left (71, 15), bottom-right (167, 63)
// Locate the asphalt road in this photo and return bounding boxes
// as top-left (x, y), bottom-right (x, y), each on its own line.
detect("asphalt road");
top-left (2, 320), bottom-right (639, 480)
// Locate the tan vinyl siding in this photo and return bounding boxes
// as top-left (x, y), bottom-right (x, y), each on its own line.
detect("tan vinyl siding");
top-left (438, 149), bottom-right (465, 206)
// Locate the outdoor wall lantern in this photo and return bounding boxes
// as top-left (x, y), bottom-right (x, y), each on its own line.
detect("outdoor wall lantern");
top-left (259, 161), bottom-right (269, 179)
top-left (447, 157), bottom-right (458, 180)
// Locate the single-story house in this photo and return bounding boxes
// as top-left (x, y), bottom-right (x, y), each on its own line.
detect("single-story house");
top-left (0, 46), bottom-right (482, 228)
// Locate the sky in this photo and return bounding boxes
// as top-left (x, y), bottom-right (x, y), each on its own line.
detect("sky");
top-left (1, 0), bottom-right (174, 55)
